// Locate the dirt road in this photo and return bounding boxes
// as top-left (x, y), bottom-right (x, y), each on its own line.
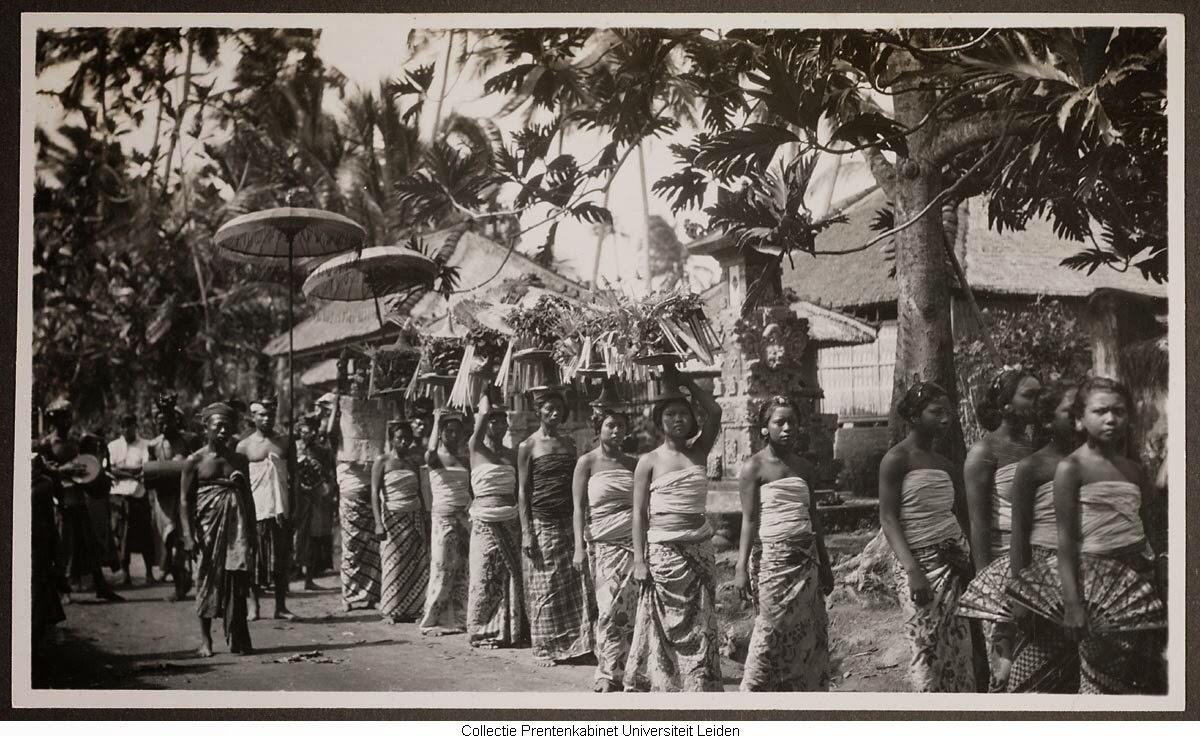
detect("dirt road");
top-left (33, 558), bottom-right (908, 693)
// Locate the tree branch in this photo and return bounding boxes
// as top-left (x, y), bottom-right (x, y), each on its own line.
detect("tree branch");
top-left (863, 146), bottom-right (897, 200)
top-left (926, 110), bottom-right (1036, 167)
top-left (815, 138), bottom-right (1002, 256)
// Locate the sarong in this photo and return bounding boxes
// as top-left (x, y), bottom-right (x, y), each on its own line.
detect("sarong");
top-left (291, 453), bottom-right (329, 570)
top-left (1007, 547), bottom-right (1080, 693)
top-left (467, 517), bottom-right (527, 646)
top-left (254, 517), bottom-right (290, 587)
top-left (524, 515), bottom-right (594, 661)
top-left (892, 537), bottom-right (977, 693)
top-left (419, 511), bottom-right (470, 634)
top-left (741, 542), bottom-right (830, 691)
top-left (590, 540), bottom-right (637, 689)
top-left (85, 495), bottom-right (118, 571)
top-left (624, 539), bottom-right (722, 692)
top-left (337, 463), bottom-right (381, 609)
top-left (112, 495), bottom-right (155, 561)
top-left (379, 468), bottom-right (429, 621)
top-left (194, 480), bottom-right (253, 651)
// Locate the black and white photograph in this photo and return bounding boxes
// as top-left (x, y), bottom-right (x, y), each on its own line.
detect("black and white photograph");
top-left (12, 11), bottom-right (1185, 710)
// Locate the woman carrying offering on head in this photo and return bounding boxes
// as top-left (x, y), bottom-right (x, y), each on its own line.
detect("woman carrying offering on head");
top-left (734, 396), bottom-right (834, 692)
top-left (371, 419), bottom-right (429, 625)
top-left (1002, 380), bottom-right (1082, 692)
top-left (419, 410), bottom-right (472, 636)
top-left (878, 381), bottom-right (977, 693)
top-left (466, 390), bottom-right (527, 649)
top-left (962, 368), bottom-right (1040, 691)
top-left (517, 388), bottom-right (594, 667)
top-left (623, 364), bottom-right (723, 692)
top-left (572, 380), bottom-right (639, 691)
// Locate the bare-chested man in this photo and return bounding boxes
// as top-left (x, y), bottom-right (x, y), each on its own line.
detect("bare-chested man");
top-left (237, 396), bottom-right (295, 621)
top-left (180, 402), bottom-right (256, 657)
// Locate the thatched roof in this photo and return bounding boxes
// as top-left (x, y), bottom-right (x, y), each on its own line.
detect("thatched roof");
top-left (263, 229), bottom-right (591, 358)
top-left (700, 282), bottom-right (877, 348)
top-left (693, 187), bottom-right (1168, 312)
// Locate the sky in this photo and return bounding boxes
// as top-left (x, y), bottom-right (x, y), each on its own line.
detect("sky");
top-left (35, 20), bottom-right (882, 295)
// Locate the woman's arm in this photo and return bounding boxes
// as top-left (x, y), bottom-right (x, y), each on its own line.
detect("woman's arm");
top-left (370, 456), bottom-right (386, 536)
top-left (806, 464), bottom-right (834, 595)
top-left (571, 453), bottom-right (592, 570)
top-left (517, 440), bottom-right (534, 553)
top-left (878, 451), bottom-right (929, 603)
top-left (1053, 456), bottom-right (1086, 638)
top-left (468, 393), bottom-right (490, 459)
top-left (425, 411), bottom-right (443, 469)
top-left (963, 441), bottom-right (996, 572)
top-left (1008, 458), bottom-right (1038, 576)
top-left (732, 455), bottom-right (760, 599)
top-left (631, 453), bottom-right (654, 583)
top-left (674, 367), bottom-right (722, 455)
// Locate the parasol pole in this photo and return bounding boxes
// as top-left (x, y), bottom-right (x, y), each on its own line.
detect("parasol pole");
top-left (288, 237), bottom-right (295, 509)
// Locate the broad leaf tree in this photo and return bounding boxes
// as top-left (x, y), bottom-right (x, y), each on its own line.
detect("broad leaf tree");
top-left (406, 27), bottom-right (1166, 452)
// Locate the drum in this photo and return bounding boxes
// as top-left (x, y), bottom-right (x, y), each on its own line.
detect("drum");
top-left (142, 460), bottom-right (188, 500)
top-left (67, 454), bottom-right (102, 485)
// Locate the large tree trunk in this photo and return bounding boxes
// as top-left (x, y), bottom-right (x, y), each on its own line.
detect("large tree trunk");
top-left (885, 54), bottom-right (966, 463)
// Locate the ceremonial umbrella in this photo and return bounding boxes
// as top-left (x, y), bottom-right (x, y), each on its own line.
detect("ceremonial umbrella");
top-left (301, 244), bottom-right (440, 327)
top-left (214, 207), bottom-right (366, 440)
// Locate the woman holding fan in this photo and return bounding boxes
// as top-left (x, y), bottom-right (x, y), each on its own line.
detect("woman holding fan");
top-left (962, 368), bottom-right (1040, 691)
top-left (1010, 377), bottom-right (1166, 694)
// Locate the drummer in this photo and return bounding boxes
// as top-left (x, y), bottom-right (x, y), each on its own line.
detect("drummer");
top-left (38, 398), bottom-right (123, 602)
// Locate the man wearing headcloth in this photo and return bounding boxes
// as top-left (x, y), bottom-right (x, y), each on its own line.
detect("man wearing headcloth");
top-left (237, 395), bottom-right (295, 620)
top-left (38, 397), bottom-right (123, 602)
top-left (325, 353), bottom-right (388, 610)
top-left (181, 402), bottom-right (255, 657)
top-left (147, 392), bottom-right (198, 601)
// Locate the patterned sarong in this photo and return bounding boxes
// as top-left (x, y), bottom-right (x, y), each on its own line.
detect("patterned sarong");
top-left (420, 511), bottom-right (470, 634)
top-left (624, 539), bottom-right (722, 691)
top-left (194, 479), bottom-right (253, 651)
top-left (524, 515), bottom-right (594, 661)
top-left (380, 468), bottom-right (428, 621)
top-left (337, 463), bottom-right (381, 609)
top-left (741, 541), bottom-right (830, 691)
top-left (892, 537), bottom-right (977, 693)
top-left (590, 541), bottom-right (637, 689)
top-left (467, 517), bottom-right (527, 646)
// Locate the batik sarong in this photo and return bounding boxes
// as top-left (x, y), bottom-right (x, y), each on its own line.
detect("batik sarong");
top-left (379, 468), bottom-right (428, 621)
top-left (524, 514), bottom-right (594, 661)
top-left (624, 538), bottom-right (722, 692)
top-left (194, 477), bottom-right (253, 652)
top-left (892, 536), bottom-right (977, 693)
top-left (419, 511), bottom-right (470, 634)
top-left (467, 462), bottom-right (525, 647)
top-left (585, 468), bottom-right (636, 690)
top-left (468, 517), bottom-right (526, 646)
top-left (741, 542), bottom-right (830, 691)
top-left (337, 462), bottom-right (381, 609)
